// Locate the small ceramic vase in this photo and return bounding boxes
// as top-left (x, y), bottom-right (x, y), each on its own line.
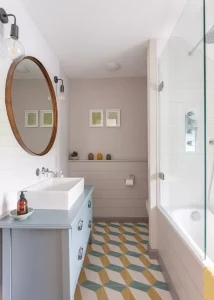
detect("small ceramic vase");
top-left (88, 153), bottom-right (94, 160)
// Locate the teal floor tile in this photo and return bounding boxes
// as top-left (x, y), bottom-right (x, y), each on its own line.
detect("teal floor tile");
top-left (94, 231), bottom-right (105, 236)
top-left (85, 264), bottom-right (103, 272)
top-left (106, 264), bottom-right (124, 272)
top-left (109, 224), bottom-right (120, 228)
top-left (95, 223), bottom-right (106, 228)
top-left (154, 280), bottom-right (169, 291)
top-left (81, 280), bottom-right (102, 291)
top-left (89, 250), bottom-right (104, 257)
top-left (105, 280), bottom-right (126, 292)
top-left (93, 240), bottom-right (105, 246)
top-left (148, 264), bottom-right (162, 271)
top-left (108, 231), bottom-right (120, 236)
top-left (107, 250), bottom-right (122, 258)
top-left (126, 251), bottom-right (141, 258)
top-left (127, 264), bottom-right (146, 272)
top-left (108, 240), bottom-right (122, 246)
top-left (129, 280), bottom-right (151, 292)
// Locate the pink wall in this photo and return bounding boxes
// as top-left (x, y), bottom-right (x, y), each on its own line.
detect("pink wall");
top-left (69, 78), bottom-right (147, 160)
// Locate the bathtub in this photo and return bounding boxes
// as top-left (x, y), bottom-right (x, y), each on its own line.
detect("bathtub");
top-left (157, 207), bottom-right (205, 300)
top-left (165, 207), bottom-right (213, 264)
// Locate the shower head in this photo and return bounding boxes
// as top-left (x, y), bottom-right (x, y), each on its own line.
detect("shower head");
top-left (189, 24), bottom-right (214, 55)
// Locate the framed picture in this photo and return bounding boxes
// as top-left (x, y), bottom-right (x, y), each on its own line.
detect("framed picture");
top-left (25, 110), bottom-right (38, 127)
top-left (106, 109), bottom-right (121, 127)
top-left (89, 109), bottom-right (103, 127)
top-left (40, 110), bottom-right (53, 127)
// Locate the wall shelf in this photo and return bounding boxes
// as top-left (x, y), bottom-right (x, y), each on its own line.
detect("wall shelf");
top-left (68, 159), bottom-right (147, 162)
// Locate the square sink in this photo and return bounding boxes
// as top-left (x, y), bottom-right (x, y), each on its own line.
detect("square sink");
top-left (22, 178), bottom-right (84, 210)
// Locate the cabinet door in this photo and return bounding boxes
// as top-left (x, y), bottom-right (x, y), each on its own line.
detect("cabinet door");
top-left (70, 207), bottom-right (86, 293)
top-left (85, 197), bottom-right (93, 243)
top-left (70, 196), bottom-right (93, 295)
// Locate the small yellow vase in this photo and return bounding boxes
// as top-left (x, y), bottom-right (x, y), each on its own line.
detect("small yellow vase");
top-left (97, 153), bottom-right (103, 160)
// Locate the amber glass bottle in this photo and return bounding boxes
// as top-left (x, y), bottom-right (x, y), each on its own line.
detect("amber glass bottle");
top-left (17, 191), bottom-right (28, 215)
top-left (97, 153), bottom-right (103, 160)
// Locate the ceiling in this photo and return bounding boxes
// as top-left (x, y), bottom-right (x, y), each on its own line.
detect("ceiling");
top-left (15, 60), bottom-right (45, 79)
top-left (21, 0), bottom-right (187, 79)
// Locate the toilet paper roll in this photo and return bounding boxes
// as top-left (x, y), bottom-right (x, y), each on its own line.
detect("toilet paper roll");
top-left (125, 179), bottom-right (134, 186)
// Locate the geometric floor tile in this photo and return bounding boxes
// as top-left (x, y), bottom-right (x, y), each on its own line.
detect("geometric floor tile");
top-left (75, 222), bottom-right (173, 300)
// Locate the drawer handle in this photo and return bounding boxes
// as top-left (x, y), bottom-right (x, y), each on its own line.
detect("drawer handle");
top-left (78, 247), bottom-right (83, 260)
top-left (78, 220), bottom-right (83, 231)
top-left (88, 220), bottom-right (92, 228)
top-left (88, 199), bottom-right (92, 208)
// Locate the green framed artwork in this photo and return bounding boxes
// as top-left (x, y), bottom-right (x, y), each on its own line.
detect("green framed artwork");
top-left (40, 110), bottom-right (53, 127)
top-left (89, 109), bottom-right (103, 127)
top-left (25, 110), bottom-right (38, 127)
top-left (106, 109), bottom-right (120, 127)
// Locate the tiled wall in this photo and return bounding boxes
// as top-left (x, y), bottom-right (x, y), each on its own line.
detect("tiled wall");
top-left (159, 37), bottom-right (205, 209)
top-left (0, 0), bottom-right (69, 215)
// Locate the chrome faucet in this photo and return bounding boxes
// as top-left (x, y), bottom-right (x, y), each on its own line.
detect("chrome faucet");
top-left (36, 167), bottom-right (57, 177)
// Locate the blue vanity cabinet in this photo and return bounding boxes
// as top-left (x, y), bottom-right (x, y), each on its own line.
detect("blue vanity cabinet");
top-left (0, 186), bottom-right (94, 300)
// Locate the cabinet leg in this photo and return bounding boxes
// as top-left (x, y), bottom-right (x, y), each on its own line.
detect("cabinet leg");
top-left (88, 231), bottom-right (92, 245)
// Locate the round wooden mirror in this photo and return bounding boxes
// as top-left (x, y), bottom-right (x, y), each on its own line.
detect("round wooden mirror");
top-left (5, 56), bottom-right (58, 156)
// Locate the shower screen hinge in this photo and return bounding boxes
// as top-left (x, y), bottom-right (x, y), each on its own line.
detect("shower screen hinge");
top-left (159, 172), bottom-right (165, 180)
top-left (158, 81), bottom-right (164, 92)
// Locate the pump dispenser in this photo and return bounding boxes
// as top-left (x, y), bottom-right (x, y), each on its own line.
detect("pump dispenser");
top-left (17, 191), bottom-right (28, 215)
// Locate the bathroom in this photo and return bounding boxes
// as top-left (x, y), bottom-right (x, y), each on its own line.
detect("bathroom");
top-left (0, 0), bottom-right (213, 299)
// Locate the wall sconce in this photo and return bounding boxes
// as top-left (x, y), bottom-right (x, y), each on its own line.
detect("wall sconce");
top-left (0, 8), bottom-right (25, 61)
top-left (54, 76), bottom-right (65, 100)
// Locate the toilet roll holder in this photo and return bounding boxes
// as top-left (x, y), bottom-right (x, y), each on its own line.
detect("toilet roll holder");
top-left (125, 174), bottom-right (135, 186)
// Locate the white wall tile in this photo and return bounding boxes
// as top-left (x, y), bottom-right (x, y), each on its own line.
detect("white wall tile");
top-left (0, 0), bottom-right (69, 215)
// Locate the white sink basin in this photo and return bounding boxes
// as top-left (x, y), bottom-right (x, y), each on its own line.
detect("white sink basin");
top-left (22, 178), bottom-right (84, 210)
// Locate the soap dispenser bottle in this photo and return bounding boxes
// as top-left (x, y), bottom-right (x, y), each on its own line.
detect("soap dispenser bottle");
top-left (17, 191), bottom-right (28, 215)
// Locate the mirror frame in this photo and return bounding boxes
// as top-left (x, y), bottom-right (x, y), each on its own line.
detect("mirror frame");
top-left (5, 56), bottom-right (58, 156)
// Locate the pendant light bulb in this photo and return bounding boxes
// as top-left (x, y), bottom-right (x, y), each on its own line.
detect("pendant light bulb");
top-left (2, 37), bottom-right (25, 61)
